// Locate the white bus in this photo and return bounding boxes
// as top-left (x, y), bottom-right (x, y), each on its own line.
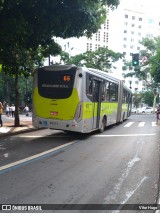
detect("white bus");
top-left (32, 64), bottom-right (132, 133)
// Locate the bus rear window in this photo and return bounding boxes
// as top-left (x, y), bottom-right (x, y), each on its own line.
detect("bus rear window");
top-left (38, 68), bottom-right (76, 99)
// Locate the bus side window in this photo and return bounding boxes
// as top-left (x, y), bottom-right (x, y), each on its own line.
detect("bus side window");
top-left (86, 74), bottom-right (93, 99)
top-left (123, 89), bottom-right (127, 103)
top-left (89, 78), bottom-right (93, 94)
top-left (101, 82), bottom-right (106, 102)
top-left (105, 81), bottom-right (109, 102)
top-left (110, 83), bottom-right (118, 102)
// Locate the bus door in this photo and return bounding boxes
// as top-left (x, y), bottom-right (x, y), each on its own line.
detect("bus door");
top-left (92, 80), bottom-right (102, 129)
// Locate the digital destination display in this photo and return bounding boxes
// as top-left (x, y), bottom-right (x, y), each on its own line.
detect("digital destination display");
top-left (62, 75), bottom-right (72, 82)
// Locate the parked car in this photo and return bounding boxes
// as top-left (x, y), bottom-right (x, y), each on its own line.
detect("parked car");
top-left (137, 106), bottom-right (154, 114)
top-left (131, 108), bottom-right (137, 113)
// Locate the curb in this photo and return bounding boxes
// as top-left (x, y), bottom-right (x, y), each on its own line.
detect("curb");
top-left (0, 127), bottom-right (44, 138)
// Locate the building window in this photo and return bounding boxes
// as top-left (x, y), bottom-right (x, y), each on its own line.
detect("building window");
top-left (138, 25), bottom-right (142, 29)
top-left (131, 24), bottom-right (135, 27)
top-left (107, 20), bottom-right (109, 30)
top-left (123, 44), bottom-right (127, 48)
top-left (124, 30), bottom-right (127, 33)
top-left (87, 43), bottom-right (89, 51)
top-left (124, 37), bottom-right (127, 41)
top-left (95, 33), bottom-right (98, 41)
top-left (131, 38), bottom-right (134, 42)
top-left (132, 16), bottom-right (135, 20)
top-left (103, 32), bottom-right (108, 43)
top-left (146, 34), bottom-right (153, 38)
top-left (137, 47), bottom-right (140, 50)
top-left (139, 17), bottom-right (142, 21)
top-left (90, 43), bottom-right (92, 50)
top-left (98, 31), bottom-right (100, 41)
top-left (123, 52), bottom-right (126, 55)
top-left (125, 14), bottom-right (128, 18)
top-left (131, 31), bottom-right (134, 34)
top-left (130, 45), bottom-right (134, 49)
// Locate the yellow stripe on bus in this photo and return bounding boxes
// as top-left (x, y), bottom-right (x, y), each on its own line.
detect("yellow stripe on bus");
top-left (33, 87), bottom-right (79, 120)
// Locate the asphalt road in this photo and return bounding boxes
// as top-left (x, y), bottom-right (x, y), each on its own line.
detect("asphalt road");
top-left (0, 114), bottom-right (160, 213)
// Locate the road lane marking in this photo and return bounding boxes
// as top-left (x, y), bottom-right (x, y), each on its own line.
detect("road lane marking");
top-left (105, 140), bottom-right (146, 206)
top-left (113, 176), bottom-right (147, 213)
top-left (93, 133), bottom-right (156, 137)
top-left (124, 122), bottom-right (134, 127)
top-left (138, 122), bottom-right (145, 127)
top-left (0, 141), bottom-right (76, 172)
top-left (152, 122), bottom-right (157, 126)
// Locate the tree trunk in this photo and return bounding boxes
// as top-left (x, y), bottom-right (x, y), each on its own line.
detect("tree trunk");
top-left (14, 68), bottom-right (20, 127)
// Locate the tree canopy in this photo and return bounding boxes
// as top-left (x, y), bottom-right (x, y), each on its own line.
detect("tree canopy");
top-left (123, 36), bottom-right (160, 110)
top-left (0, 0), bottom-right (120, 126)
top-left (60, 47), bottom-right (123, 71)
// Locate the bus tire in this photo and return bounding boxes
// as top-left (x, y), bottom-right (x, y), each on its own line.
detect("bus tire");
top-left (99, 117), bottom-right (106, 133)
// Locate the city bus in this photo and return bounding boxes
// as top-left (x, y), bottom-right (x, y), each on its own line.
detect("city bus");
top-left (32, 64), bottom-right (132, 133)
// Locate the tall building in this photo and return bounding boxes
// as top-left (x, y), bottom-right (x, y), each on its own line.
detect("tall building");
top-left (47, 0), bottom-right (160, 92)
top-left (55, 13), bottom-right (110, 56)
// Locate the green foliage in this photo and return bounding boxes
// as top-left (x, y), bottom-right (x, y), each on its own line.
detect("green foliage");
top-left (133, 93), bottom-right (143, 108)
top-left (150, 49), bottom-right (160, 82)
top-left (140, 36), bottom-right (160, 82)
top-left (61, 47), bottom-right (123, 71)
top-left (133, 91), bottom-right (155, 107)
top-left (139, 37), bottom-right (157, 54)
top-left (0, 0), bottom-right (119, 126)
top-left (0, 72), bottom-right (32, 106)
top-left (143, 91), bottom-right (155, 106)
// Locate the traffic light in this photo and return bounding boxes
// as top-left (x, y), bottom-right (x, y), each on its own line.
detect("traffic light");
top-left (132, 53), bottom-right (139, 66)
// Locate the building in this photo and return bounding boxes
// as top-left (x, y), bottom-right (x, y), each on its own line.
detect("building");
top-left (46, 0), bottom-right (160, 92)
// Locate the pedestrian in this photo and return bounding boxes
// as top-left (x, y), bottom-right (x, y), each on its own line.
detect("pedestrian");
top-left (11, 104), bottom-right (15, 117)
top-left (9, 105), bottom-right (12, 116)
top-left (156, 104), bottom-right (160, 124)
top-left (23, 105), bottom-right (29, 116)
top-left (0, 102), bottom-right (3, 127)
top-left (5, 104), bottom-right (9, 116)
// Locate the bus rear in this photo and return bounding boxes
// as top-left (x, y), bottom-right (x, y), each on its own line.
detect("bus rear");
top-left (32, 65), bottom-right (84, 132)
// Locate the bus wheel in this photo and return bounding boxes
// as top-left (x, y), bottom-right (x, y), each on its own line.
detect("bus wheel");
top-left (99, 117), bottom-right (106, 133)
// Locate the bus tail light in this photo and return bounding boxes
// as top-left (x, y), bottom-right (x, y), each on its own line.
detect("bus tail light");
top-left (74, 102), bottom-right (82, 122)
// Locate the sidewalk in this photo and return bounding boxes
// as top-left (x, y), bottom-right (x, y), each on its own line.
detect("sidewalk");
top-left (0, 113), bottom-right (37, 136)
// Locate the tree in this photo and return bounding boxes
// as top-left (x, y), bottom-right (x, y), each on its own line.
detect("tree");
top-left (123, 36), bottom-right (160, 111)
top-left (60, 47), bottom-right (123, 71)
top-left (0, 0), bottom-right (120, 126)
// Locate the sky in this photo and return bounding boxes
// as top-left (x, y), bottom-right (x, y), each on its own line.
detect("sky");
top-left (120, 0), bottom-right (160, 16)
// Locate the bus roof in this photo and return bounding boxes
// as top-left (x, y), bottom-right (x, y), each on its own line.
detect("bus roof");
top-left (35, 64), bottom-right (131, 92)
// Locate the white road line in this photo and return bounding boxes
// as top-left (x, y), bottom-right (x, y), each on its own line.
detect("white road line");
top-left (138, 122), bottom-right (145, 127)
top-left (113, 176), bottom-right (147, 213)
top-left (15, 135), bottom-right (70, 138)
top-left (124, 122), bottom-right (134, 127)
top-left (0, 141), bottom-right (76, 172)
top-left (94, 134), bottom-right (156, 137)
top-left (152, 122), bottom-right (157, 126)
